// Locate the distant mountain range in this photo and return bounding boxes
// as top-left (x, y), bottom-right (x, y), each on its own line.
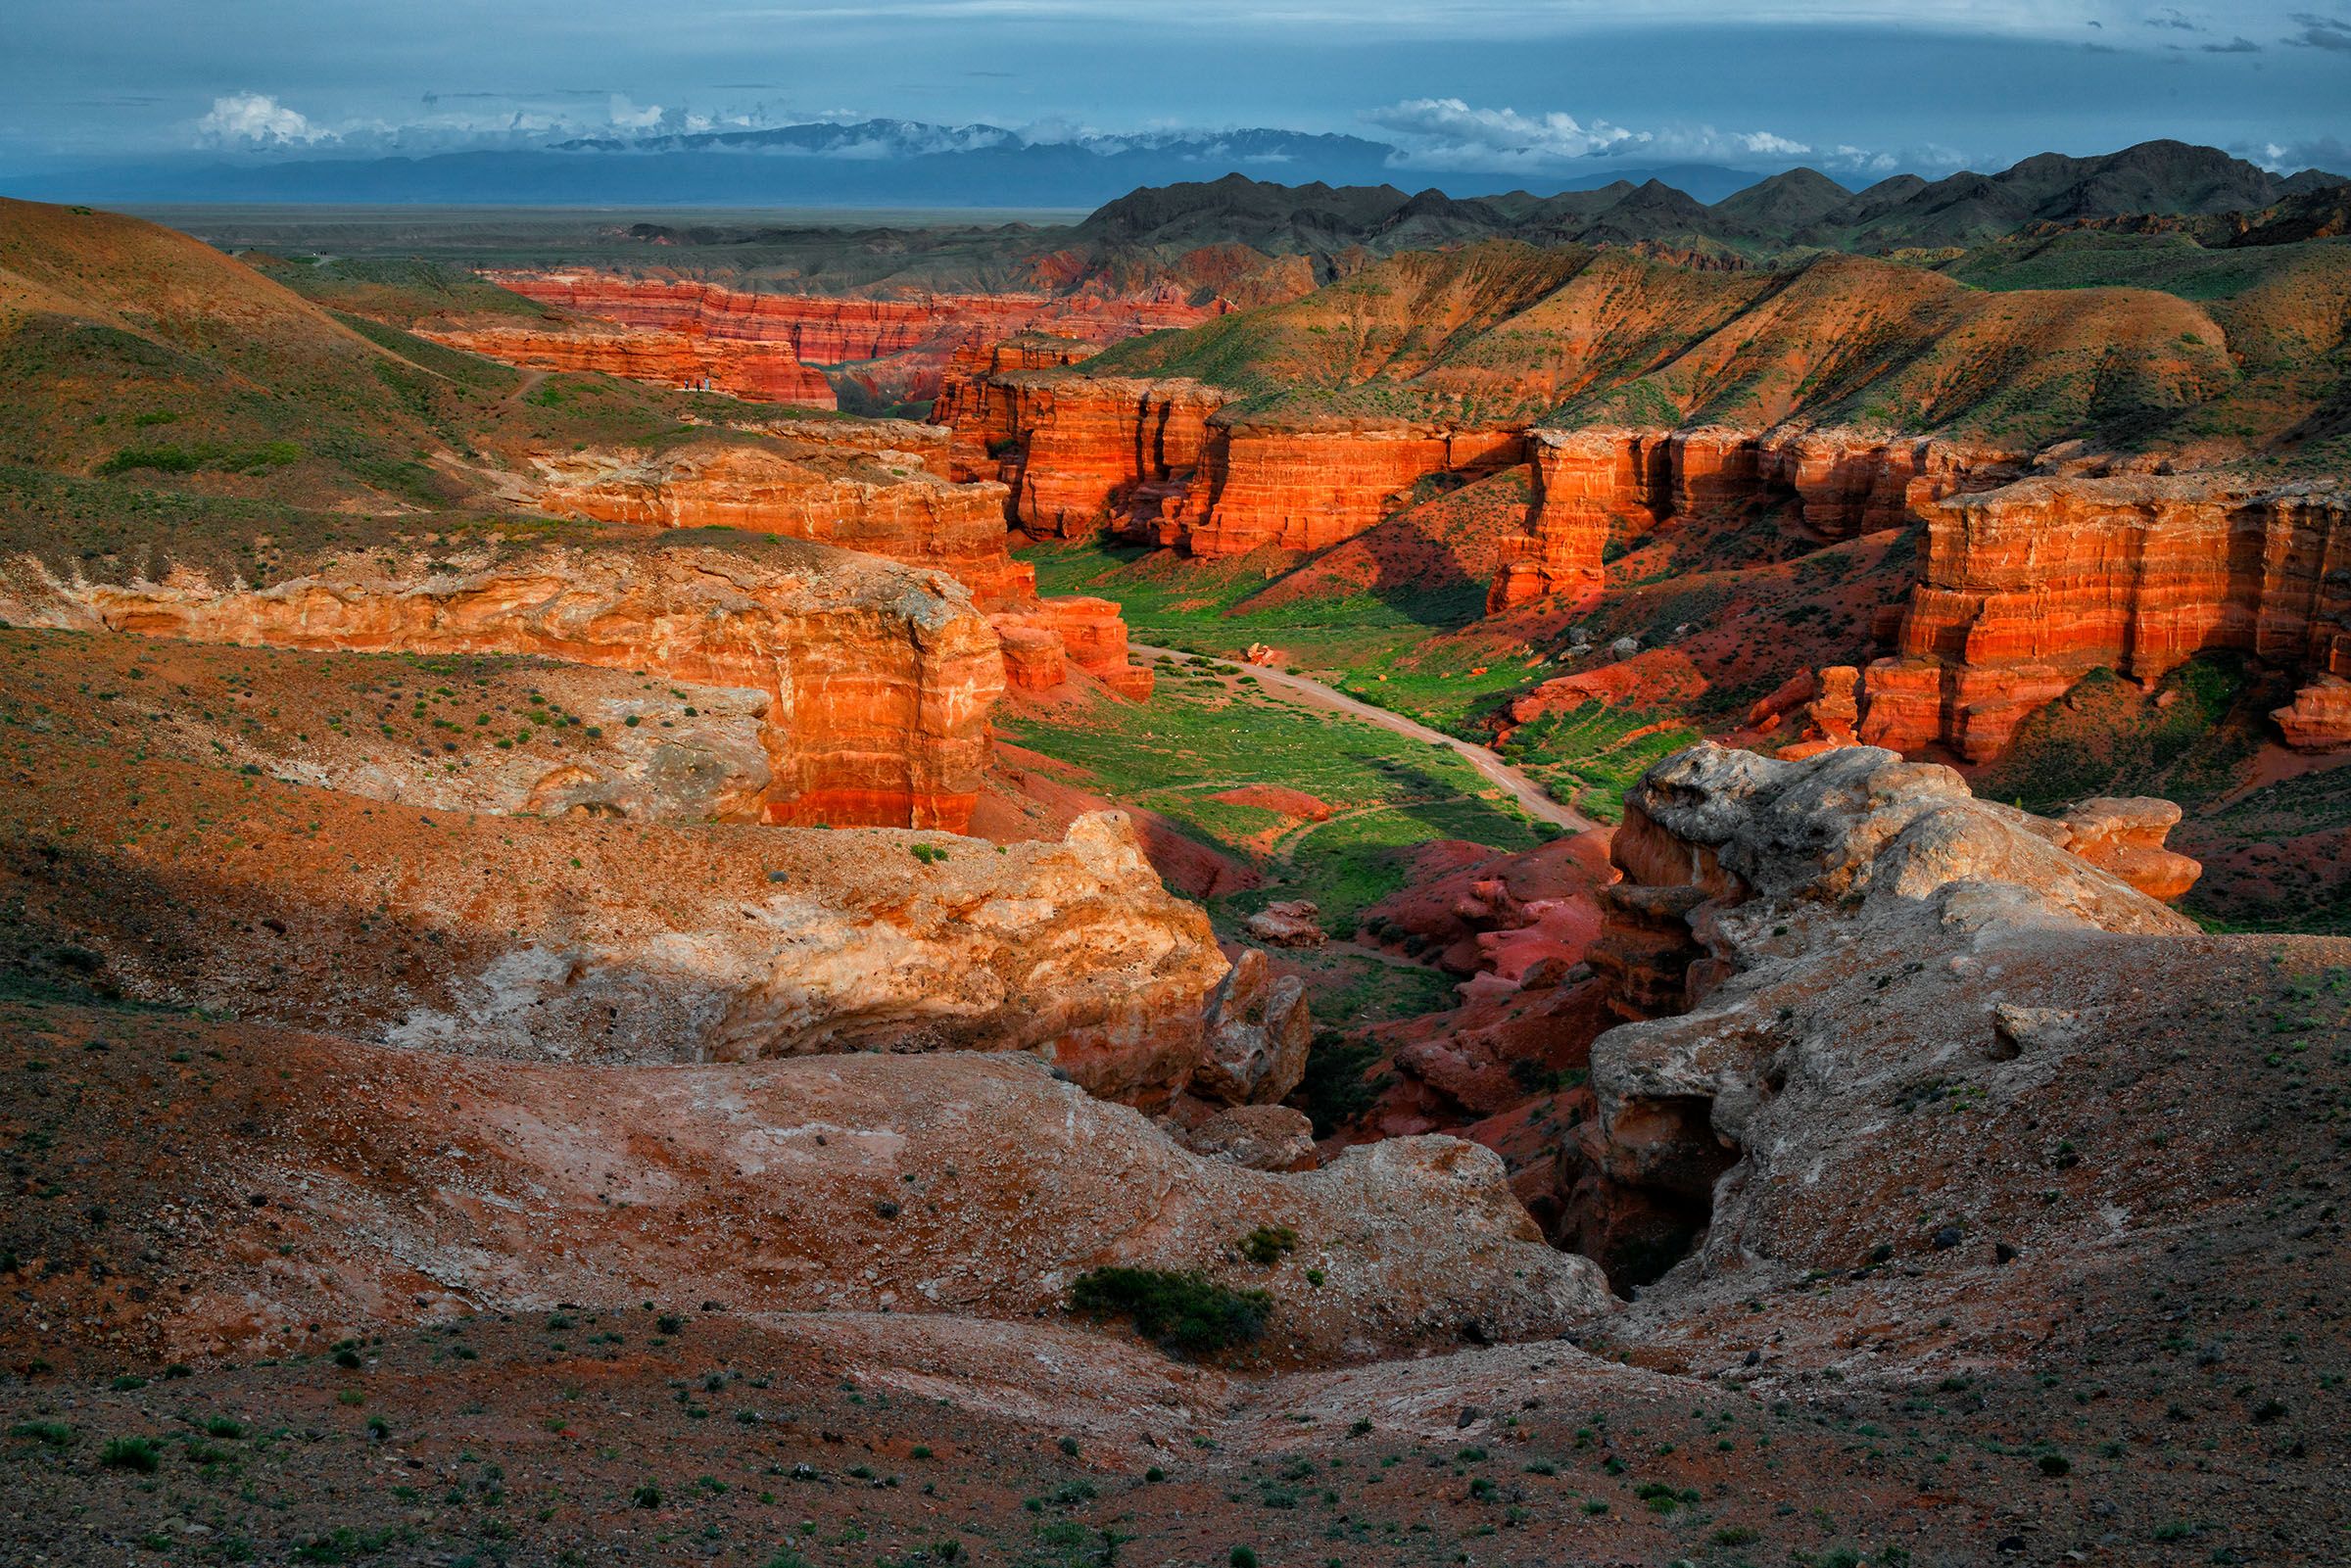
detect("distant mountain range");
top-left (0, 118), bottom-right (1777, 208)
top-left (1071, 141), bottom-right (2350, 261)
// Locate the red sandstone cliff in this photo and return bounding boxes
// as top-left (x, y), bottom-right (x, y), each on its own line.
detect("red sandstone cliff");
top-left (1860, 477), bottom-right (2351, 759)
top-left (527, 440), bottom-right (1036, 608)
top-left (1487, 425), bottom-right (2022, 612)
top-left (517, 430), bottom-right (1155, 697)
top-left (418, 320), bottom-right (837, 406)
top-left (3, 542), bottom-right (1003, 831)
top-left (484, 272), bottom-right (1224, 404)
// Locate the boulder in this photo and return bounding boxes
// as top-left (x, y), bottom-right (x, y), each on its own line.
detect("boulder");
top-left (1176, 1104), bottom-right (1319, 1171)
top-left (1246, 899), bottom-right (1327, 948)
top-left (1194, 948), bottom-right (1313, 1105)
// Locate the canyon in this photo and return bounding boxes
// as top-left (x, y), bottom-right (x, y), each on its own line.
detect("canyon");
top-left (937, 380), bottom-right (2348, 767)
top-left (5, 180), bottom-right (2349, 1563)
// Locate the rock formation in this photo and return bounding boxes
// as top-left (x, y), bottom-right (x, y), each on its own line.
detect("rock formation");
top-left (1488, 424), bottom-right (2021, 612)
top-left (1181, 425), bottom-right (1525, 558)
top-left (987, 594), bottom-right (1156, 699)
top-left (1862, 477), bottom-right (2351, 759)
top-left (1572, 743), bottom-right (2212, 1279)
top-left (1192, 948), bottom-right (1313, 1106)
top-left (527, 439), bottom-right (1035, 607)
top-left (932, 335), bottom-right (1093, 479)
top-left (4, 1014), bottom-right (1608, 1366)
top-left (482, 272), bottom-right (1223, 404)
top-left (2274, 673), bottom-right (2351, 751)
top-left (1005, 375), bottom-right (1229, 539)
top-left (418, 320), bottom-right (838, 405)
top-left (2, 540), bottom-right (1003, 831)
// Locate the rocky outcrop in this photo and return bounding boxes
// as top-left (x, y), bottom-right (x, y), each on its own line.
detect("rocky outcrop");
top-left (1588, 743), bottom-right (2200, 1024)
top-left (1862, 477), bottom-right (2351, 759)
top-left (934, 336), bottom-right (1092, 480)
top-left (1182, 425), bottom-right (1524, 558)
top-left (527, 439), bottom-right (1034, 607)
top-left (1739, 665), bottom-right (1862, 758)
top-left (2048, 796), bottom-right (2203, 902)
top-left (35, 1017), bottom-right (1608, 1365)
top-left (1192, 948), bottom-right (1313, 1106)
top-left (419, 321), bottom-right (837, 405)
top-left (1245, 900), bottom-right (1327, 948)
top-left (2, 541), bottom-right (1002, 831)
top-left (521, 429), bottom-right (1154, 695)
top-left (2274, 674), bottom-right (2351, 751)
top-left (944, 364), bottom-right (1530, 555)
top-left (988, 595), bottom-right (1155, 699)
top-left (1173, 1103), bottom-right (1319, 1171)
top-left (5, 691), bottom-right (1225, 1097)
top-left (1488, 428), bottom-right (1662, 611)
top-left (1572, 743), bottom-right (2210, 1284)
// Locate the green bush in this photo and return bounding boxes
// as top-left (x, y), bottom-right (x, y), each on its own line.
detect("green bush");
top-left (1239, 1224), bottom-right (1298, 1265)
top-left (1069, 1267), bottom-right (1271, 1355)
top-left (100, 1436), bottom-right (162, 1472)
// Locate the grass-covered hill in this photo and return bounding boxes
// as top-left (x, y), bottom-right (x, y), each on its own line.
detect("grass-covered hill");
top-left (0, 197), bottom-right (847, 580)
top-left (1073, 234), bottom-right (2351, 470)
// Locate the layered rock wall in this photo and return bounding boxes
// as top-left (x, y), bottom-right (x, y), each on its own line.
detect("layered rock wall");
top-left (486, 272), bottom-right (1223, 403)
top-left (1487, 425), bottom-right (2020, 612)
top-left (1009, 375), bottom-right (1231, 539)
top-left (4, 543), bottom-right (1003, 831)
top-left (1861, 478), bottom-right (2351, 759)
top-left (1181, 425), bottom-right (1525, 559)
top-left (418, 321), bottom-right (837, 406)
top-left (528, 442), bottom-right (1035, 607)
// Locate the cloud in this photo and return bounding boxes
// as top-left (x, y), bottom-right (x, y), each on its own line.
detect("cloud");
top-left (2286, 11), bottom-right (2351, 48)
top-left (196, 92), bottom-right (332, 146)
top-left (2240, 135), bottom-right (2351, 171)
top-left (1360, 96), bottom-right (1949, 178)
top-left (1367, 97), bottom-right (1649, 168)
top-left (605, 95), bottom-right (667, 129)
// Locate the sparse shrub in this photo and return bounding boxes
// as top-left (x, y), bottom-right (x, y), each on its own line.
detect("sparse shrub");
top-left (101, 1436), bottom-right (162, 1472)
top-left (1069, 1267), bottom-right (1271, 1355)
top-left (1239, 1225), bottom-right (1298, 1265)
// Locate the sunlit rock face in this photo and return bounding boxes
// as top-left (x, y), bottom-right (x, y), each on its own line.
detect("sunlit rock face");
top-left (6, 540), bottom-right (1005, 831)
top-left (1863, 478), bottom-right (2351, 760)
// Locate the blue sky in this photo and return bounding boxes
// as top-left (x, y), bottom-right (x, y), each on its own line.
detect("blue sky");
top-left (3, 0), bottom-right (2347, 178)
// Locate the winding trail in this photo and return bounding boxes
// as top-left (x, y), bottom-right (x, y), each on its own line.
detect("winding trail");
top-left (1128, 641), bottom-right (1599, 834)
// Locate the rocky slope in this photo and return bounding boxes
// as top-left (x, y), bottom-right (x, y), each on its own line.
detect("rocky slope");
top-left (0, 1009), bottom-right (1607, 1368)
top-left (1572, 744), bottom-right (2214, 1272)
top-left (0, 624), bottom-right (1223, 1096)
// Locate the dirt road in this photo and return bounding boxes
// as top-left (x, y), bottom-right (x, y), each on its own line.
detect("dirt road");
top-left (1129, 642), bottom-right (1599, 834)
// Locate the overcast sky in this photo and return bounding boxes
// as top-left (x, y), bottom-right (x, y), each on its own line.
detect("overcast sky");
top-left (3, 0), bottom-right (2347, 177)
